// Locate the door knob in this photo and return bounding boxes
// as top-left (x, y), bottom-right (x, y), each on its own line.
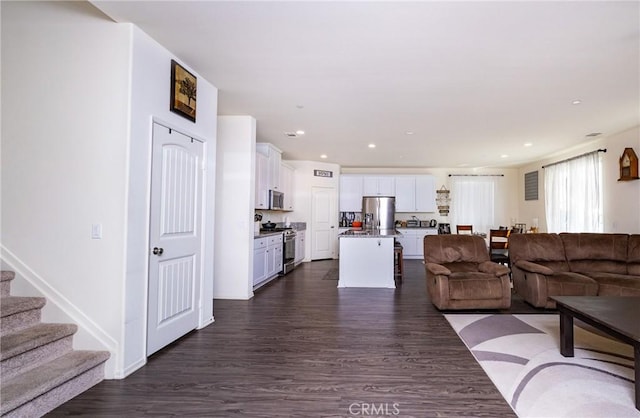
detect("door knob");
top-left (152, 247), bottom-right (164, 256)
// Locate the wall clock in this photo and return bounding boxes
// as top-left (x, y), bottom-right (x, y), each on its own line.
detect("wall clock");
top-left (618, 147), bottom-right (639, 181)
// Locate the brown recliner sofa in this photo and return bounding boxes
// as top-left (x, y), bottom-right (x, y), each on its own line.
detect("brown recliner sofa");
top-left (423, 234), bottom-right (511, 310)
top-left (509, 233), bottom-right (640, 308)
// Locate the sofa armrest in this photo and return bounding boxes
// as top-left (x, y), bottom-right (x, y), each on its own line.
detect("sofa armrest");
top-left (426, 262), bottom-right (451, 276)
top-left (514, 260), bottom-right (554, 275)
top-left (478, 261), bottom-right (510, 277)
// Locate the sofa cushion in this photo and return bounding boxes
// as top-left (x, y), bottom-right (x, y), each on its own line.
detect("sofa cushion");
top-left (585, 272), bottom-right (640, 296)
top-left (508, 233), bottom-right (569, 271)
top-left (628, 235), bottom-right (640, 275)
top-left (424, 235), bottom-right (489, 264)
top-left (545, 272), bottom-right (599, 297)
top-left (560, 233), bottom-right (628, 274)
top-left (448, 273), bottom-right (505, 300)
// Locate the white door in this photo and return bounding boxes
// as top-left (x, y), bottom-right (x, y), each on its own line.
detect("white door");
top-left (311, 186), bottom-right (337, 260)
top-left (148, 123), bottom-right (203, 355)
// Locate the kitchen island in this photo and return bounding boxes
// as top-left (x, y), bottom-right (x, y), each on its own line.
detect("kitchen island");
top-left (338, 229), bottom-right (401, 288)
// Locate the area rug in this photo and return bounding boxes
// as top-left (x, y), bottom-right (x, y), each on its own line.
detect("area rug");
top-left (322, 268), bottom-right (339, 280)
top-left (445, 314), bottom-right (638, 417)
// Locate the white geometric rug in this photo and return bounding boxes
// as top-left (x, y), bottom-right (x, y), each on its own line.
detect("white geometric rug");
top-left (445, 314), bottom-right (639, 418)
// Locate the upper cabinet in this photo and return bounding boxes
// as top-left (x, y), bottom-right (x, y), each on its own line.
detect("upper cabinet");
top-left (394, 175), bottom-right (436, 212)
top-left (339, 174), bottom-right (436, 213)
top-left (339, 175), bottom-right (364, 212)
top-left (362, 176), bottom-right (395, 196)
top-left (255, 152), bottom-right (269, 209)
top-left (414, 175), bottom-right (436, 212)
top-left (395, 176), bottom-right (416, 212)
top-left (280, 162), bottom-right (295, 211)
top-left (256, 143), bottom-right (282, 191)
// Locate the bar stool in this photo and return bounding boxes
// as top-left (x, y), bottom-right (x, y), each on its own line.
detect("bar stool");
top-left (394, 242), bottom-right (403, 280)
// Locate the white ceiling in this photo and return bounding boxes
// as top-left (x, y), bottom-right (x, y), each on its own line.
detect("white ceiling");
top-left (92, 1), bottom-right (639, 169)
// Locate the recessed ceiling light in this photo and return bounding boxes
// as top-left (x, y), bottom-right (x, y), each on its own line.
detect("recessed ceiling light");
top-left (295, 130), bottom-right (305, 135)
top-left (524, 142), bottom-right (533, 147)
top-left (368, 144), bottom-right (376, 148)
top-left (320, 154), bottom-right (327, 159)
top-left (405, 131), bottom-right (414, 135)
top-left (500, 154), bottom-right (509, 158)
top-left (572, 100), bottom-right (582, 105)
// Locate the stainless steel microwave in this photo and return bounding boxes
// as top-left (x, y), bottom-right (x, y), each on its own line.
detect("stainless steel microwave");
top-left (269, 190), bottom-right (284, 210)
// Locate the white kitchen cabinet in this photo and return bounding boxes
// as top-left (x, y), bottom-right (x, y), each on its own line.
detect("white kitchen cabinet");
top-left (295, 230), bottom-right (306, 264)
top-left (397, 228), bottom-right (437, 259)
top-left (415, 175), bottom-right (436, 212)
top-left (394, 176), bottom-right (416, 212)
top-left (394, 175), bottom-right (436, 212)
top-left (255, 152), bottom-right (269, 209)
top-left (253, 237), bottom-right (268, 286)
top-left (254, 233), bottom-right (283, 288)
top-left (363, 176), bottom-right (395, 196)
top-left (256, 143), bottom-right (282, 192)
top-left (280, 162), bottom-right (295, 211)
top-left (339, 175), bottom-right (363, 212)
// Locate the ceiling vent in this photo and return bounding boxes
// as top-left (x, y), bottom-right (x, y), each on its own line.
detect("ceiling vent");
top-left (586, 132), bottom-right (602, 138)
top-left (284, 131), bottom-right (297, 137)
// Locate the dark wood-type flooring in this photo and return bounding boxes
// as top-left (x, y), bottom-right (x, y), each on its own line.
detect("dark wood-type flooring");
top-left (49, 260), bottom-right (524, 417)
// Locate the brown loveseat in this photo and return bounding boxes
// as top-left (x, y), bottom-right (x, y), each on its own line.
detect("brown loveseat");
top-left (509, 233), bottom-right (640, 308)
top-left (423, 235), bottom-right (511, 310)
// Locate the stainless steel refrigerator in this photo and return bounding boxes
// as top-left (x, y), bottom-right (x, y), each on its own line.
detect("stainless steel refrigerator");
top-left (362, 196), bottom-right (396, 230)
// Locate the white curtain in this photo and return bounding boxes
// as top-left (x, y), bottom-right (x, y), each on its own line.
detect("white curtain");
top-left (450, 176), bottom-right (497, 235)
top-left (544, 151), bottom-right (603, 233)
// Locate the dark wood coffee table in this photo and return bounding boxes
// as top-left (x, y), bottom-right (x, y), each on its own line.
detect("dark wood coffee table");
top-left (551, 296), bottom-right (640, 410)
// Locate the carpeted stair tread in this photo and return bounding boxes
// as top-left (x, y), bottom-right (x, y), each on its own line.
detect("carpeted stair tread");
top-left (1, 296), bottom-right (46, 318)
top-left (1, 323), bottom-right (77, 360)
top-left (1, 270), bottom-right (15, 282)
top-left (0, 350), bottom-right (110, 415)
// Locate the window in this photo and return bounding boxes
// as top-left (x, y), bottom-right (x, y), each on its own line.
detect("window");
top-left (450, 176), bottom-right (498, 235)
top-left (544, 151), bottom-right (603, 232)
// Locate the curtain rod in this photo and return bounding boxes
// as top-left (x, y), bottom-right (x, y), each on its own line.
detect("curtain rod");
top-left (448, 174), bottom-right (504, 177)
top-left (542, 148), bottom-right (607, 169)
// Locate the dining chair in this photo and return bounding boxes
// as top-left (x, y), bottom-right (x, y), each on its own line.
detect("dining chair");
top-left (489, 229), bottom-right (510, 266)
top-left (456, 224), bottom-right (473, 234)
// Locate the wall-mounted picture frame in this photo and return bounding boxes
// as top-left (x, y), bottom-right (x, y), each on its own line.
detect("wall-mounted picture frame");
top-left (170, 60), bottom-right (197, 122)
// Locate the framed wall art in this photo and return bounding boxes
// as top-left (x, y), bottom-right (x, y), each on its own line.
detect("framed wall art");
top-left (170, 60), bottom-right (197, 122)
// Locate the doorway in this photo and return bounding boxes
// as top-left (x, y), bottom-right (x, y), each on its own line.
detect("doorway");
top-left (147, 123), bottom-right (203, 355)
top-left (311, 186), bottom-right (337, 260)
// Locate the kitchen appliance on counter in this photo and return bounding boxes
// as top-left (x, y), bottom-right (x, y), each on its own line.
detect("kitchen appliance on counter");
top-left (362, 196), bottom-right (395, 230)
top-left (438, 223), bottom-right (451, 234)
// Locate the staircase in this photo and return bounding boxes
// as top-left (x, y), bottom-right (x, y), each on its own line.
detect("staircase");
top-left (0, 270), bottom-right (110, 417)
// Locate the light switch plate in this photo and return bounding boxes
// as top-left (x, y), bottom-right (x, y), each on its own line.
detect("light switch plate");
top-left (91, 223), bottom-right (102, 239)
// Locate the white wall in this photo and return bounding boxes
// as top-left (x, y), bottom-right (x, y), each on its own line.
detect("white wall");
top-left (213, 116), bottom-right (256, 299)
top-left (2, 1), bottom-right (130, 378)
top-left (1, 1), bottom-right (218, 378)
top-left (125, 27), bottom-right (218, 375)
top-left (518, 126), bottom-right (640, 233)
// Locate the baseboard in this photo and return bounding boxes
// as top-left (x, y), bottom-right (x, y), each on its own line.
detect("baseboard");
top-left (0, 245), bottom-right (119, 378)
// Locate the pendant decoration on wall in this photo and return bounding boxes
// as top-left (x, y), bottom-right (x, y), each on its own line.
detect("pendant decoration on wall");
top-left (436, 185), bottom-right (450, 216)
top-left (618, 147), bottom-right (639, 181)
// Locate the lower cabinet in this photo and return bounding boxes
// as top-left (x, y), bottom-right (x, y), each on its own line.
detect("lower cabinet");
top-left (253, 233), bottom-right (283, 288)
top-left (295, 230), bottom-right (306, 264)
top-left (396, 228), bottom-right (438, 259)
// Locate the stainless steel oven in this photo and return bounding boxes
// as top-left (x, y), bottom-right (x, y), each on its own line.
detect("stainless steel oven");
top-left (282, 229), bottom-right (296, 274)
